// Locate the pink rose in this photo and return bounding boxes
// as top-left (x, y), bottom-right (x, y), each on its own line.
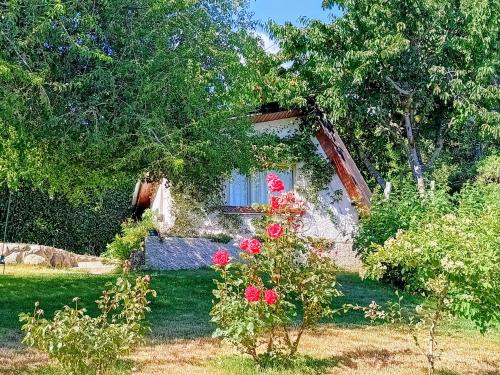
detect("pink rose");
top-left (267, 223), bottom-right (283, 239)
top-left (239, 239), bottom-right (250, 252)
top-left (248, 239), bottom-right (262, 254)
top-left (245, 286), bottom-right (261, 302)
top-left (267, 174), bottom-right (285, 192)
top-left (212, 249), bottom-right (230, 266)
top-left (264, 289), bottom-right (278, 305)
top-left (266, 173), bottom-right (279, 183)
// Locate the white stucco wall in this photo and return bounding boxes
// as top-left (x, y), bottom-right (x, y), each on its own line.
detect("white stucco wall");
top-left (150, 179), bottom-right (175, 233)
top-left (150, 117), bottom-right (359, 243)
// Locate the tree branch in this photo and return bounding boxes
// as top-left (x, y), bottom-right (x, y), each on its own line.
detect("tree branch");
top-left (386, 76), bottom-right (413, 96)
top-left (359, 149), bottom-right (387, 190)
top-left (148, 129), bottom-right (166, 147)
top-left (425, 122), bottom-right (447, 171)
top-left (403, 112), bottom-right (426, 195)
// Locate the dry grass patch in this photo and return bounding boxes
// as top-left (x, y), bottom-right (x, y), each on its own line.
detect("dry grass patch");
top-left (1, 323), bottom-right (499, 374)
top-left (128, 326), bottom-right (499, 375)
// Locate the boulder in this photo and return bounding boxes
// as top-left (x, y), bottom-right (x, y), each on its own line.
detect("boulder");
top-left (25, 246), bottom-right (55, 260)
top-left (23, 254), bottom-right (49, 266)
top-left (4, 251), bottom-right (21, 264)
top-left (49, 252), bottom-right (65, 267)
top-left (1, 242), bottom-right (99, 269)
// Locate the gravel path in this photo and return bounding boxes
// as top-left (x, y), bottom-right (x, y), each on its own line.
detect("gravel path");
top-left (74, 261), bottom-right (117, 274)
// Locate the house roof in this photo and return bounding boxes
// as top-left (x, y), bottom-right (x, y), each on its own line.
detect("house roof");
top-left (315, 110), bottom-right (372, 210)
top-left (250, 107), bottom-right (372, 209)
top-left (251, 109), bottom-right (302, 123)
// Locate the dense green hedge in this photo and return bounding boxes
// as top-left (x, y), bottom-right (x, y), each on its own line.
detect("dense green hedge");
top-left (0, 186), bottom-right (133, 255)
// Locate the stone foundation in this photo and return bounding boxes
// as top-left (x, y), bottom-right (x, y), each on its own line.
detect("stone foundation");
top-left (145, 236), bottom-right (361, 271)
top-left (145, 236), bottom-right (240, 270)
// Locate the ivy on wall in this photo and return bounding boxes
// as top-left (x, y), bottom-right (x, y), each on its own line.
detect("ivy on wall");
top-left (251, 117), bottom-right (336, 203)
top-left (0, 186), bottom-right (133, 255)
top-left (165, 120), bottom-right (339, 237)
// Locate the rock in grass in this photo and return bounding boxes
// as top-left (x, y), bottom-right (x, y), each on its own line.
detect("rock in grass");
top-left (23, 254), bottom-right (49, 266)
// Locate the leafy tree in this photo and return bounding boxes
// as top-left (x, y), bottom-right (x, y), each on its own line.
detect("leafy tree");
top-left (0, 0), bottom-right (267, 199)
top-left (267, 0), bottom-right (499, 193)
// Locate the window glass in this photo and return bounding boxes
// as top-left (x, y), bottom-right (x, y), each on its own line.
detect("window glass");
top-left (226, 170), bottom-right (294, 206)
top-left (227, 171), bottom-right (249, 206)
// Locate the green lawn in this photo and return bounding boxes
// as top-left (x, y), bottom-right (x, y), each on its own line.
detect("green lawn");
top-left (0, 266), bottom-right (453, 339)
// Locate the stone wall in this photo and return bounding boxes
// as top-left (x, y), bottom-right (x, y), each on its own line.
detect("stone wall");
top-left (145, 236), bottom-right (240, 270)
top-left (0, 243), bottom-right (99, 267)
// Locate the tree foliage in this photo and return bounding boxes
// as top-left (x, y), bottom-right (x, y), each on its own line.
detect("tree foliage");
top-left (267, 0), bottom-right (499, 191)
top-left (0, 0), bottom-right (268, 198)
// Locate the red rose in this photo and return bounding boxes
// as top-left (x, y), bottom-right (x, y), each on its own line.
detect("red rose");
top-left (239, 239), bottom-right (250, 252)
top-left (245, 286), bottom-right (261, 302)
top-left (267, 223), bottom-right (283, 239)
top-left (270, 195), bottom-right (280, 210)
top-left (264, 289), bottom-right (278, 305)
top-left (267, 174), bottom-right (285, 192)
top-left (249, 239), bottom-right (262, 254)
top-left (212, 249), bottom-right (230, 266)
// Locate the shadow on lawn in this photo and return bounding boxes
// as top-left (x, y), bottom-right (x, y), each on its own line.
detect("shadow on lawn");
top-left (333, 347), bottom-right (413, 369)
top-left (148, 269), bottom-right (419, 341)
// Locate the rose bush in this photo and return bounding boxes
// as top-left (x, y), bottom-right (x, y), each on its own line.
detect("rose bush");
top-left (211, 174), bottom-right (340, 362)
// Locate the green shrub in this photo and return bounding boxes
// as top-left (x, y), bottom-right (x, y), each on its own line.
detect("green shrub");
top-left (0, 186), bottom-right (132, 255)
top-left (20, 275), bottom-right (156, 375)
top-left (211, 176), bottom-right (339, 363)
top-left (354, 185), bottom-right (452, 260)
top-left (364, 180), bottom-right (500, 373)
top-left (204, 233), bottom-right (233, 244)
top-left (103, 209), bottom-right (156, 261)
top-left (476, 154), bottom-right (500, 183)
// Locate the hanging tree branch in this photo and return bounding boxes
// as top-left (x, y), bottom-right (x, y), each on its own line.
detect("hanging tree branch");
top-left (386, 76), bottom-right (413, 96)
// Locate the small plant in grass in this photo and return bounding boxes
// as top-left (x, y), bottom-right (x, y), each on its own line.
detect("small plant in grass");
top-left (364, 182), bottom-right (499, 374)
top-left (210, 173), bottom-right (340, 363)
top-left (104, 209), bottom-right (156, 262)
top-left (20, 276), bottom-right (156, 375)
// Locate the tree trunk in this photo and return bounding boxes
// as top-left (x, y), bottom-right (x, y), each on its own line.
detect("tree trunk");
top-left (359, 150), bottom-right (387, 190)
top-left (427, 317), bottom-right (437, 374)
top-left (403, 112), bottom-right (426, 195)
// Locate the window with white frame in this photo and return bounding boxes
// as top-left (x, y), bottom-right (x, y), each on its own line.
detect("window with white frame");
top-left (225, 170), bottom-right (294, 207)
